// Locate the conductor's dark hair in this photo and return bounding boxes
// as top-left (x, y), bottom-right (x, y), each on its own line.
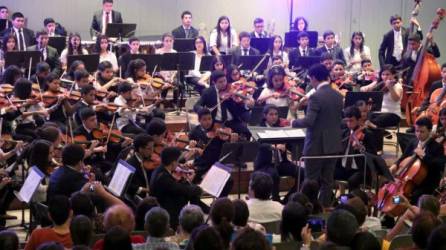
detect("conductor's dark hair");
top-left (160, 147), bottom-right (182, 166)
top-left (415, 117), bottom-right (433, 130)
top-left (308, 63), bottom-right (330, 82)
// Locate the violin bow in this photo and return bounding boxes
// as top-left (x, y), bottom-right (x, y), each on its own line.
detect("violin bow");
top-left (27, 57), bottom-right (33, 80)
top-left (105, 113), bottom-right (117, 145)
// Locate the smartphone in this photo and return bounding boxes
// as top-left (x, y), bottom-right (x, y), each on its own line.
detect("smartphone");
top-left (339, 194), bottom-right (349, 204)
top-left (392, 195), bottom-right (401, 204)
top-left (308, 218), bottom-right (325, 232)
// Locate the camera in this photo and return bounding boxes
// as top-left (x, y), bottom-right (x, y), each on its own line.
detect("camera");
top-left (392, 195), bottom-right (401, 204)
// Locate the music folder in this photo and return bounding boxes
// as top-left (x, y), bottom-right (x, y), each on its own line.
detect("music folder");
top-left (14, 166), bottom-right (45, 204)
top-left (199, 162), bottom-right (231, 198)
top-left (199, 55), bottom-right (232, 72)
top-left (5, 51), bottom-right (41, 69)
top-left (250, 37), bottom-right (274, 54)
top-left (284, 31), bottom-right (319, 48)
top-left (107, 160), bottom-right (136, 197)
top-left (105, 23), bottom-right (137, 39)
top-left (173, 38), bottom-right (196, 52)
top-left (48, 36), bottom-right (67, 54)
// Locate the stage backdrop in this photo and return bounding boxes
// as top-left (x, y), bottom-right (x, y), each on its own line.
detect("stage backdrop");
top-left (2, 0), bottom-right (446, 67)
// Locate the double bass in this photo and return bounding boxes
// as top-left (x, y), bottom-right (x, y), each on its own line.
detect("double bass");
top-left (405, 8), bottom-right (446, 125)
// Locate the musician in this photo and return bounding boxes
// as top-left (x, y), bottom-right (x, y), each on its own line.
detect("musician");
top-left (28, 31), bottom-right (62, 76)
top-left (91, 0), bottom-right (123, 37)
top-left (43, 18), bottom-right (67, 37)
top-left (229, 31), bottom-right (260, 67)
top-left (288, 32), bottom-right (315, 70)
top-left (268, 35), bottom-right (289, 67)
top-left (149, 146), bottom-right (203, 229)
top-left (413, 63), bottom-right (446, 116)
top-left (389, 117), bottom-right (446, 204)
top-left (0, 34), bottom-right (17, 69)
top-left (155, 33), bottom-right (178, 104)
top-left (62, 60), bottom-right (85, 81)
top-left (1, 12), bottom-right (35, 51)
top-left (126, 133), bottom-right (153, 198)
top-left (95, 35), bottom-right (118, 72)
top-left (293, 16), bottom-right (309, 32)
top-left (72, 69), bottom-right (91, 91)
top-left (193, 70), bottom-right (254, 138)
top-left (257, 65), bottom-right (294, 107)
top-left (336, 106), bottom-right (377, 183)
top-left (330, 60), bottom-right (354, 92)
top-left (43, 73), bottom-right (73, 129)
top-left (209, 16), bottom-right (238, 55)
top-left (400, 33), bottom-right (440, 86)
top-left (28, 139), bottom-right (54, 203)
top-left (432, 108), bottom-right (446, 150)
top-left (94, 61), bottom-right (119, 99)
top-left (1, 65), bottom-right (22, 85)
top-left (171, 10), bottom-right (199, 39)
top-left (292, 64), bottom-right (343, 207)
top-left (320, 52), bottom-right (335, 71)
top-left (60, 33), bottom-right (89, 67)
top-left (343, 31), bottom-right (372, 75)
top-left (250, 17), bottom-right (268, 38)
top-left (315, 30), bottom-right (345, 64)
top-left (187, 36), bottom-right (211, 94)
top-left (47, 144), bottom-right (88, 201)
top-left (355, 59), bottom-right (377, 87)
top-left (73, 85), bottom-right (109, 126)
top-left (378, 14), bottom-right (421, 68)
top-left (0, 6), bottom-right (12, 33)
top-left (30, 62), bottom-right (51, 89)
top-left (118, 37), bottom-right (141, 76)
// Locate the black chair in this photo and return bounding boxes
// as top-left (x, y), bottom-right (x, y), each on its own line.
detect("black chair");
top-left (389, 234), bottom-right (413, 250)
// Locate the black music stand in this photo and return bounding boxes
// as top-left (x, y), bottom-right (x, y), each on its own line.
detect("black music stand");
top-left (5, 51), bottom-right (41, 73)
top-left (106, 23), bottom-right (137, 41)
top-left (250, 38), bottom-right (274, 54)
top-left (199, 55), bottom-right (233, 71)
top-left (238, 55), bottom-right (270, 73)
top-left (220, 141), bottom-right (260, 198)
top-left (292, 56), bottom-right (321, 70)
top-left (344, 91), bottom-right (384, 112)
top-left (67, 54), bottom-right (100, 73)
top-left (0, 19), bottom-right (7, 32)
top-left (284, 31), bottom-right (319, 48)
top-left (160, 52), bottom-right (195, 112)
top-left (48, 36), bottom-right (67, 54)
top-left (173, 38), bottom-right (195, 52)
top-left (129, 54), bottom-right (163, 73)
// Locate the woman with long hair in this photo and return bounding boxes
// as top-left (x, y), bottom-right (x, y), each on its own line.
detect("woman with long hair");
top-left (209, 16), bottom-right (238, 55)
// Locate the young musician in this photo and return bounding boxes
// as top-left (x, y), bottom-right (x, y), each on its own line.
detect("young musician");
top-left (389, 117), bottom-right (446, 204)
top-left (149, 147), bottom-right (203, 229)
top-left (288, 32), bottom-right (314, 70)
top-left (62, 60), bottom-right (85, 81)
top-left (73, 85), bottom-right (107, 126)
top-left (230, 31), bottom-right (260, 67)
top-left (257, 65), bottom-right (293, 107)
top-left (355, 59), bottom-right (378, 87)
top-left (118, 37), bottom-right (141, 76)
top-left (0, 6), bottom-right (11, 33)
top-left (95, 35), bottom-right (118, 71)
top-left (126, 133), bottom-right (153, 198)
top-left (187, 36), bottom-right (211, 94)
top-left (94, 61), bottom-right (119, 100)
top-left (171, 10), bottom-right (199, 39)
top-left (320, 52), bottom-right (335, 71)
top-left (30, 62), bottom-right (51, 89)
top-left (268, 35), bottom-right (289, 67)
top-left (250, 17), bottom-right (268, 38)
top-left (72, 69), bottom-right (91, 91)
top-left (343, 31), bottom-right (372, 74)
top-left (60, 33), bottom-right (89, 67)
top-left (0, 34), bottom-right (17, 70)
top-left (91, 0), bottom-right (123, 37)
top-left (43, 17), bottom-right (67, 37)
top-left (315, 30), bottom-right (345, 64)
top-left (330, 60), bottom-right (353, 93)
top-left (44, 73), bottom-right (73, 128)
top-left (1, 12), bottom-right (35, 51)
top-left (414, 63), bottom-right (446, 116)
top-left (293, 16), bottom-right (309, 32)
top-left (193, 70), bottom-right (254, 138)
top-left (209, 16), bottom-right (238, 55)
top-left (28, 31), bottom-right (62, 76)
top-left (155, 33), bottom-right (178, 103)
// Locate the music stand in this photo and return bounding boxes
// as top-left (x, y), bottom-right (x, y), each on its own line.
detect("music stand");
top-left (0, 20), bottom-right (7, 32)
top-left (250, 38), bottom-right (274, 54)
top-left (238, 55), bottom-right (270, 73)
top-left (284, 31), bottom-right (319, 48)
top-left (344, 91), bottom-right (384, 112)
top-left (173, 38), bottom-right (195, 52)
top-left (129, 54), bottom-right (163, 73)
top-left (67, 54), bottom-right (100, 73)
top-left (48, 36), bottom-right (67, 55)
top-left (199, 55), bottom-right (233, 71)
top-left (106, 23), bottom-right (137, 41)
top-left (5, 51), bottom-right (41, 71)
top-left (293, 56), bottom-right (321, 70)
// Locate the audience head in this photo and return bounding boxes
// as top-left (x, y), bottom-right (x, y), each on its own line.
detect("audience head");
top-left (281, 202), bottom-right (309, 242)
top-left (191, 225), bottom-right (225, 250)
top-left (301, 180), bottom-right (323, 214)
top-left (231, 227), bottom-right (271, 250)
top-left (70, 191), bottom-right (95, 218)
top-left (179, 204), bottom-right (204, 235)
top-left (0, 230), bottom-right (19, 250)
top-left (412, 212), bottom-right (442, 249)
top-left (249, 171), bottom-right (273, 200)
top-left (350, 231), bottom-right (381, 250)
top-left (103, 226), bottom-right (132, 250)
top-left (289, 192), bottom-right (314, 214)
top-left (70, 215), bottom-right (93, 247)
top-left (418, 195), bottom-right (440, 216)
top-left (36, 242), bottom-right (64, 250)
top-left (233, 199), bottom-right (249, 228)
top-left (346, 196), bottom-right (367, 226)
top-left (326, 209), bottom-right (359, 246)
top-left (135, 196), bottom-right (159, 231)
top-left (210, 198), bottom-right (235, 248)
top-left (103, 205), bottom-right (135, 233)
top-left (145, 206), bottom-right (170, 238)
top-left (427, 224), bottom-right (446, 250)
top-left (29, 139), bottom-right (53, 175)
top-left (48, 195), bottom-right (72, 226)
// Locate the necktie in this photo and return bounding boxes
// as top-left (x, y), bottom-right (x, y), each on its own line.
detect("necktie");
top-left (259, 33), bottom-right (263, 38)
top-left (106, 12), bottom-right (110, 24)
top-left (185, 29), bottom-right (190, 38)
top-left (18, 29), bottom-right (25, 51)
top-left (302, 49), bottom-right (306, 56)
top-left (243, 49), bottom-right (248, 56)
top-left (328, 48), bottom-right (333, 54)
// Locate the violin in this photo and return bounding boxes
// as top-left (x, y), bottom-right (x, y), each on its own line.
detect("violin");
top-left (206, 123), bottom-right (235, 141)
top-left (143, 154), bottom-right (161, 170)
top-left (231, 77), bottom-right (257, 95)
top-left (172, 164), bottom-right (196, 182)
top-left (91, 125), bottom-right (131, 144)
top-left (219, 84), bottom-right (251, 104)
top-left (138, 74), bottom-right (165, 89)
top-left (0, 84), bottom-right (14, 94)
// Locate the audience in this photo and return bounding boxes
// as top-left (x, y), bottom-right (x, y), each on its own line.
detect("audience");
top-left (350, 231), bottom-right (380, 250)
top-left (70, 215), bottom-right (93, 248)
top-left (246, 172), bottom-right (283, 223)
top-left (411, 212), bottom-right (442, 250)
top-left (134, 197), bottom-right (159, 231)
top-left (209, 198), bottom-right (235, 249)
top-left (0, 230), bottom-right (19, 250)
top-left (326, 209), bottom-right (359, 248)
top-left (25, 195), bottom-right (73, 250)
top-left (301, 180), bottom-right (323, 214)
top-left (176, 204), bottom-right (204, 248)
top-left (103, 226), bottom-right (132, 250)
top-left (231, 227), bottom-right (271, 250)
top-left (427, 224), bottom-right (446, 250)
top-left (280, 202), bottom-right (308, 242)
top-left (190, 225), bottom-right (225, 250)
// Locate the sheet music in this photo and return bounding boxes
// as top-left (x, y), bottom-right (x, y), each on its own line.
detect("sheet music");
top-left (199, 163), bottom-right (231, 197)
top-left (284, 129), bottom-right (305, 138)
top-left (107, 160), bottom-right (136, 197)
top-left (16, 166), bottom-right (45, 203)
top-left (258, 130), bottom-right (288, 139)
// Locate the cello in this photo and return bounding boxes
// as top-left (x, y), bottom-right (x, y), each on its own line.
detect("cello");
top-left (405, 8), bottom-right (446, 125)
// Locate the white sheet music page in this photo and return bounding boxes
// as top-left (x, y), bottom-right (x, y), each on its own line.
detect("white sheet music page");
top-left (199, 162), bottom-right (231, 197)
top-left (284, 129), bottom-right (305, 137)
top-left (17, 166), bottom-right (45, 203)
top-left (108, 160), bottom-right (136, 197)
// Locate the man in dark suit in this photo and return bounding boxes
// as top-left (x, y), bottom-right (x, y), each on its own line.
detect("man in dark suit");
top-left (378, 15), bottom-right (423, 68)
top-left (315, 30), bottom-right (345, 64)
top-left (27, 31), bottom-right (62, 76)
top-left (0, 6), bottom-right (12, 33)
top-left (1, 12), bottom-right (35, 51)
top-left (389, 117), bottom-right (446, 204)
top-left (229, 31), bottom-right (260, 66)
top-left (292, 64), bottom-right (343, 207)
top-left (171, 10), bottom-right (199, 39)
top-left (90, 0), bottom-right (123, 38)
top-left (250, 17), bottom-right (268, 38)
top-left (288, 31), bottom-right (316, 70)
top-left (43, 18), bottom-right (67, 37)
top-left (126, 134), bottom-right (153, 198)
top-left (193, 70), bottom-right (254, 138)
top-left (150, 147), bottom-right (203, 229)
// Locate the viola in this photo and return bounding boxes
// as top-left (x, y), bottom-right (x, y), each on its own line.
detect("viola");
top-left (138, 74), bottom-right (165, 89)
top-left (206, 123), bottom-right (234, 141)
top-left (91, 126), bottom-right (130, 144)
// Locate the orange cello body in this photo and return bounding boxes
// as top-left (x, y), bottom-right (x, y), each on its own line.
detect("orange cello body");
top-left (416, 87), bottom-right (446, 125)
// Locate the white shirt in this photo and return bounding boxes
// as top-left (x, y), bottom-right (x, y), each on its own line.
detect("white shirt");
top-left (114, 95), bottom-right (136, 130)
top-left (343, 46), bottom-right (372, 74)
top-left (190, 52), bottom-right (211, 78)
top-left (60, 48), bottom-right (89, 65)
top-left (247, 198), bottom-right (283, 223)
top-left (381, 82), bottom-right (403, 117)
top-left (258, 87), bottom-right (289, 107)
top-left (209, 28), bottom-right (239, 54)
top-left (299, 46), bottom-right (309, 56)
top-left (99, 51), bottom-right (119, 71)
top-left (393, 30), bottom-right (403, 61)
